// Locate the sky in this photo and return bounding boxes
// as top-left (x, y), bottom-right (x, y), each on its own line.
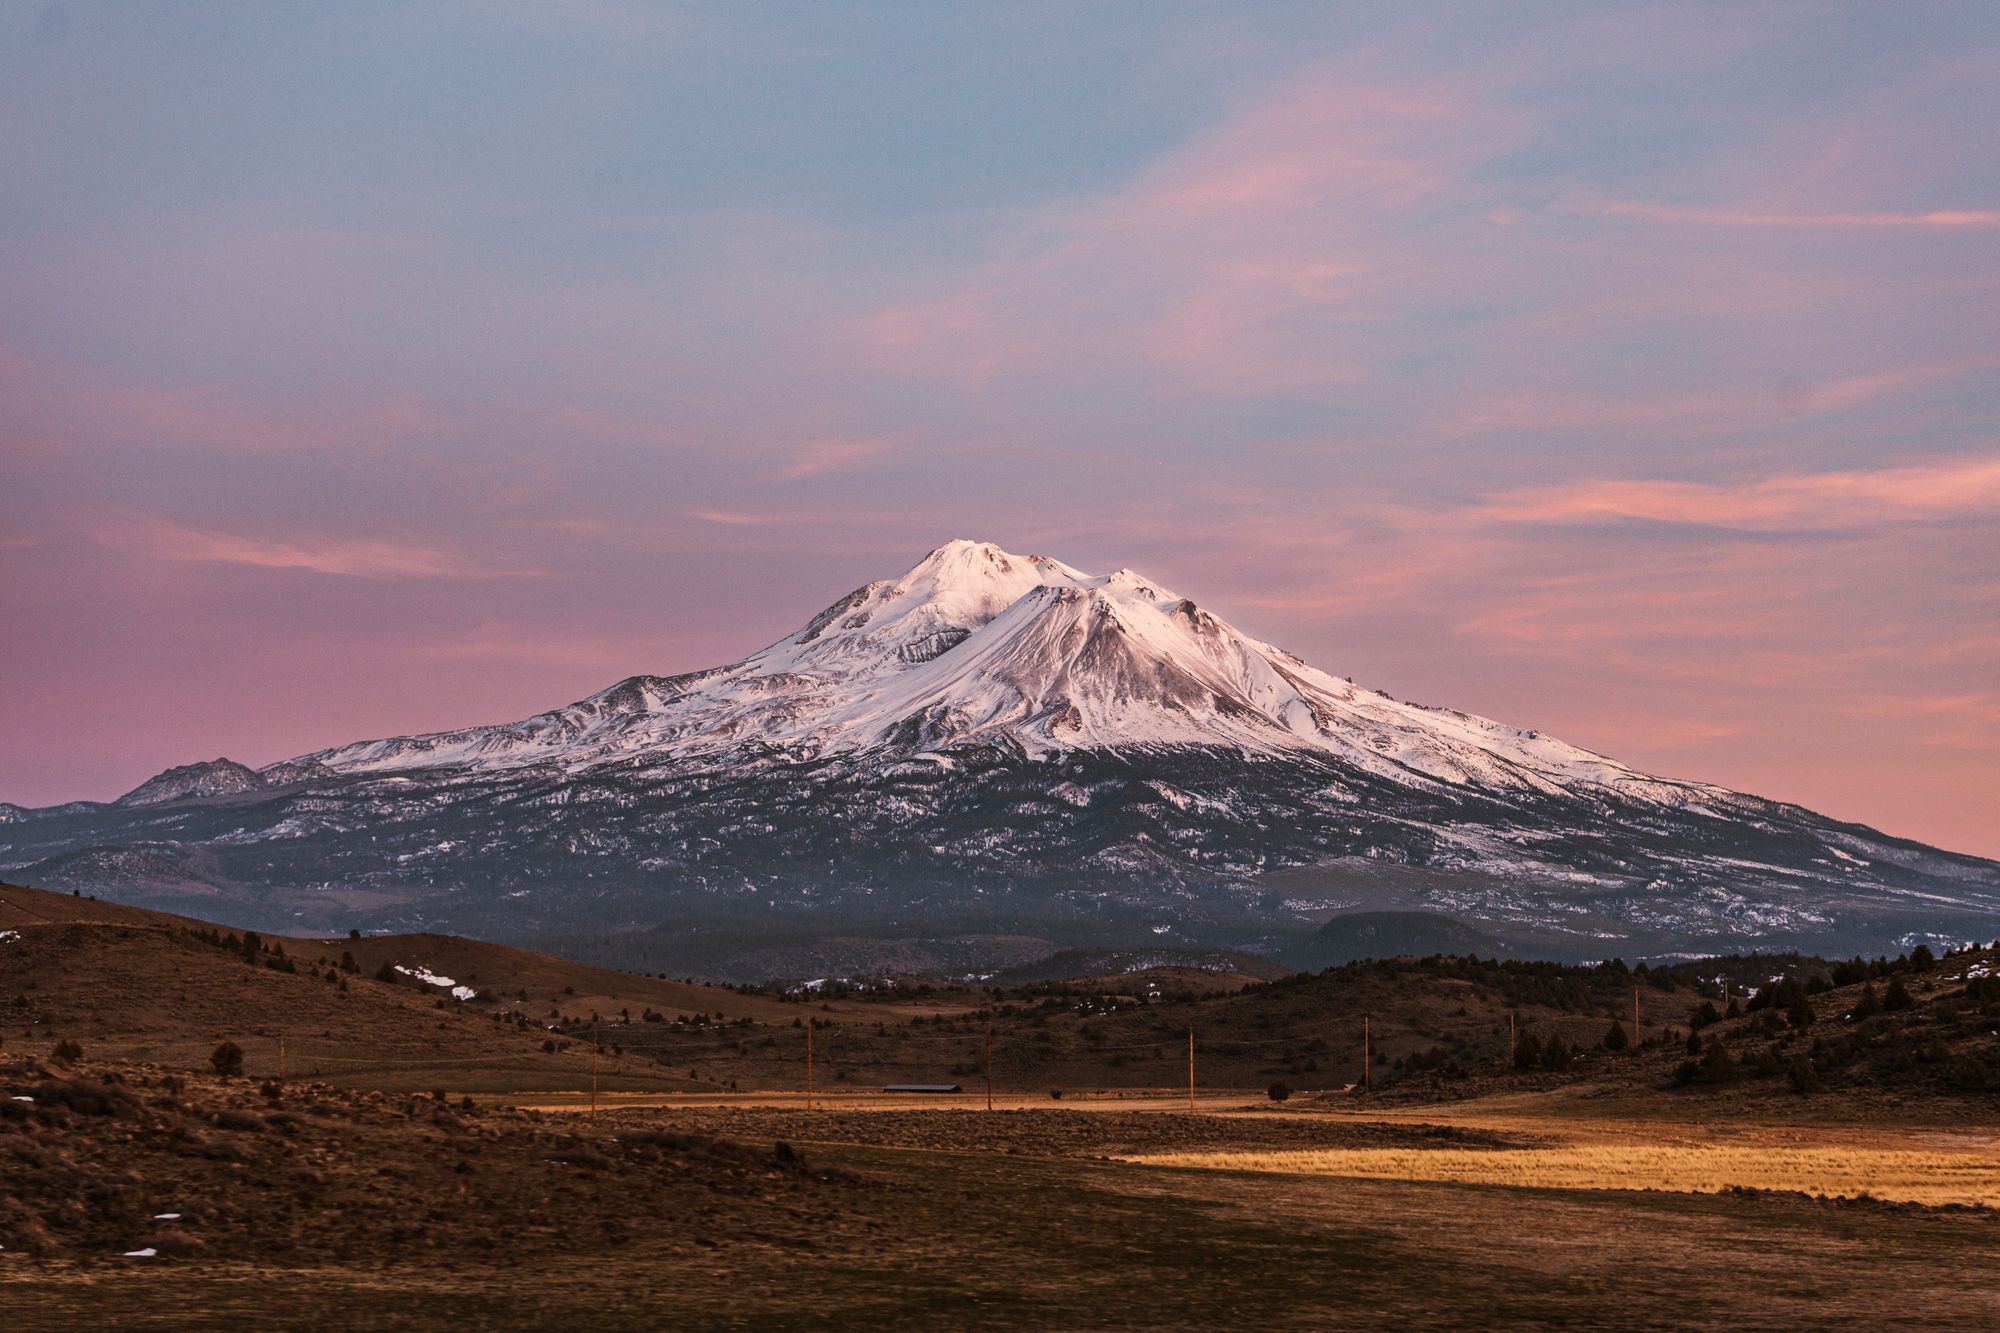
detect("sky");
top-left (2, 2), bottom-right (1997, 857)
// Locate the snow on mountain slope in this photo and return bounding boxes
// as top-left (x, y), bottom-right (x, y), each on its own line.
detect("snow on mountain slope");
top-left (285, 540), bottom-right (1724, 808)
top-left (115, 758), bottom-right (268, 807)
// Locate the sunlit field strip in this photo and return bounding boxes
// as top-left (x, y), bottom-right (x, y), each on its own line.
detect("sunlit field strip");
top-left (1123, 1146), bottom-right (2000, 1208)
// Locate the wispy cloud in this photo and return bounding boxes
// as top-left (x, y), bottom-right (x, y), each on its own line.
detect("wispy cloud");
top-left (410, 626), bottom-right (669, 671)
top-left (1796, 358), bottom-right (1998, 413)
top-left (687, 509), bottom-right (781, 526)
top-left (850, 64), bottom-right (1520, 396)
top-left (1587, 200), bottom-right (2000, 229)
top-left (777, 436), bottom-right (895, 480)
top-left (1838, 691), bottom-right (2000, 750)
top-left (106, 518), bottom-right (532, 580)
top-left (1469, 454), bottom-right (2000, 531)
top-left (2, 344), bottom-right (459, 456)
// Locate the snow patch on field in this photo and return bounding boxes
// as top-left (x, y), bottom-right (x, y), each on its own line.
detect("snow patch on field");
top-left (392, 964), bottom-right (477, 1000)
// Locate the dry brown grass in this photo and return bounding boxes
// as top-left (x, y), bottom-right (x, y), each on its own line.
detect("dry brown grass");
top-left (1125, 1143), bottom-right (2000, 1207)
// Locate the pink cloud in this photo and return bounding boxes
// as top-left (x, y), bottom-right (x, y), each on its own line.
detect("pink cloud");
top-left (850, 64), bottom-right (1521, 397)
top-left (1585, 200), bottom-right (2000, 229)
top-left (1, 343), bottom-right (459, 456)
top-left (410, 626), bottom-right (673, 671)
top-left (777, 436), bottom-right (895, 480)
top-left (103, 517), bottom-right (531, 580)
top-left (1470, 454), bottom-right (2000, 530)
top-left (1838, 692), bottom-right (2000, 751)
top-left (1795, 358), bottom-right (1997, 413)
top-left (687, 509), bottom-right (782, 526)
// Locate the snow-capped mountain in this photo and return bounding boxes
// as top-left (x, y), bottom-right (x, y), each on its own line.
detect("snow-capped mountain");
top-left (5, 540), bottom-right (1997, 977)
top-left (297, 540), bottom-right (1707, 802)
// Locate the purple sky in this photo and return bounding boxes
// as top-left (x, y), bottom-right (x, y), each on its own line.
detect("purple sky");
top-left (3, 3), bottom-right (1997, 856)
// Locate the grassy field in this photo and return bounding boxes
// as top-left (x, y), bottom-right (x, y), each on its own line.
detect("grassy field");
top-left (1126, 1143), bottom-right (2000, 1208)
top-left (8, 1137), bottom-right (2000, 1330)
top-left (6, 1054), bottom-right (1999, 1329)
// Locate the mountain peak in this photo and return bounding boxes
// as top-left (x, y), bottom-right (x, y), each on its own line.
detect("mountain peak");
top-left (900, 540), bottom-right (1081, 599)
top-left (282, 540), bottom-right (1679, 803)
top-left (115, 757), bottom-right (267, 808)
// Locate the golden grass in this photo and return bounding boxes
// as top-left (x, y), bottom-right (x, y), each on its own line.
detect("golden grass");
top-left (1125, 1145), bottom-right (2000, 1208)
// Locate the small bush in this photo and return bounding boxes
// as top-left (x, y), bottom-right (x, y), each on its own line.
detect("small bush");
top-left (50, 1038), bottom-right (83, 1065)
top-left (147, 1230), bottom-right (206, 1258)
top-left (210, 1041), bottom-right (244, 1077)
top-left (1513, 1032), bottom-right (1543, 1070)
top-left (1267, 1081), bottom-right (1291, 1102)
top-left (34, 1078), bottom-right (137, 1117)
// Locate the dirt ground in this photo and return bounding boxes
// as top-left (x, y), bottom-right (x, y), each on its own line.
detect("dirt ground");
top-left (583, 1103), bottom-right (1529, 1158)
top-left (7, 885), bottom-right (1999, 1328)
top-left (6, 1065), bottom-right (1998, 1330)
top-left (7, 1136), bottom-right (1998, 1330)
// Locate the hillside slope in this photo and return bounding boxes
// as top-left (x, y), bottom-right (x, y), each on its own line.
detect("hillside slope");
top-left (0, 881), bottom-right (962, 1092)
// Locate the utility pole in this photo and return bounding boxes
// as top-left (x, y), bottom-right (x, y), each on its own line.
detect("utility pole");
top-left (985, 1025), bottom-right (994, 1112)
top-left (278, 1036), bottom-right (286, 1086)
top-left (1634, 989), bottom-right (1641, 1041)
top-left (806, 1021), bottom-right (815, 1112)
top-left (1187, 1027), bottom-right (1195, 1113)
top-left (1508, 1011), bottom-right (1515, 1066)
top-left (1363, 1015), bottom-right (1371, 1090)
top-left (590, 1024), bottom-right (599, 1116)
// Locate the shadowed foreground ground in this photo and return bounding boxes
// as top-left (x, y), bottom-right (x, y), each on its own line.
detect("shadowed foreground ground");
top-left (8, 1129), bottom-right (1997, 1330)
